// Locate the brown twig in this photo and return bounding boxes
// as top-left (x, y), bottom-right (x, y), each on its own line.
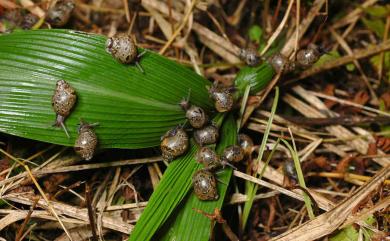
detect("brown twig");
top-left (85, 182), bottom-right (98, 241)
top-left (15, 197), bottom-right (39, 241)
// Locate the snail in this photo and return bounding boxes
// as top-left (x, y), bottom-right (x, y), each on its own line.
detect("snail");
top-left (21, 13), bottom-right (39, 29)
top-left (221, 145), bottom-right (244, 163)
top-left (74, 120), bottom-right (98, 161)
top-left (208, 83), bottom-right (234, 113)
top-left (46, 0), bottom-right (75, 27)
top-left (196, 146), bottom-right (219, 169)
top-left (267, 53), bottom-right (295, 73)
top-left (105, 33), bottom-right (146, 73)
top-left (51, 80), bottom-right (77, 138)
top-left (296, 44), bottom-right (323, 68)
top-left (192, 169), bottom-right (219, 201)
top-left (239, 48), bottom-right (260, 67)
top-left (283, 159), bottom-right (298, 181)
top-left (238, 134), bottom-right (254, 158)
top-left (180, 95), bottom-right (208, 129)
top-left (194, 124), bottom-right (219, 146)
top-left (160, 126), bottom-right (189, 161)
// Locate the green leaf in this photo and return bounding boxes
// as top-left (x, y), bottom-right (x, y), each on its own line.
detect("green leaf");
top-left (234, 62), bottom-right (275, 95)
top-left (330, 216), bottom-right (376, 241)
top-left (129, 114), bottom-right (236, 241)
top-left (362, 17), bottom-right (385, 38)
top-left (248, 25), bottom-right (263, 44)
top-left (364, 5), bottom-right (390, 18)
top-left (0, 29), bottom-right (212, 149)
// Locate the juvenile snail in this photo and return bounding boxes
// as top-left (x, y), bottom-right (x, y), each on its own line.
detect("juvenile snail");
top-left (267, 53), bottom-right (295, 73)
top-left (239, 48), bottom-right (260, 67)
top-left (105, 34), bottom-right (146, 73)
top-left (194, 124), bottom-right (219, 146)
top-left (283, 159), bottom-right (298, 181)
top-left (180, 97), bottom-right (208, 129)
top-left (221, 145), bottom-right (244, 163)
top-left (196, 146), bottom-right (219, 169)
top-left (208, 83), bottom-right (234, 113)
top-left (238, 134), bottom-right (254, 157)
top-left (192, 169), bottom-right (219, 201)
top-left (160, 126), bottom-right (189, 161)
top-left (74, 120), bottom-right (98, 161)
top-left (21, 13), bottom-right (39, 29)
top-left (46, 0), bottom-right (75, 27)
top-left (296, 44), bottom-right (323, 68)
top-left (51, 80), bottom-right (77, 138)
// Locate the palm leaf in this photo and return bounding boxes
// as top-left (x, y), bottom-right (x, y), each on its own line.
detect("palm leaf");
top-left (0, 29), bottom-right (212, 148)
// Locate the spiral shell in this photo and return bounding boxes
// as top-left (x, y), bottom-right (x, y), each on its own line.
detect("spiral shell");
top-left (192, 169), bottom-right (219, 201)
top-left (185, 105), bottom-right (208, 129)
top-left (46, 0), bottom-right (75, 27)
top-left (106, 34), bottom-right (138, 64)
top-left (75, 122), bottom-right (98, 160)
top-left (194, 124), bottom-right (219, 146)
top-left (239, 48), bottom-right (260, 66)
top-left (160, 126), bottom-right (189, 161)
top-left (221, 145), bottom-right (244, 163)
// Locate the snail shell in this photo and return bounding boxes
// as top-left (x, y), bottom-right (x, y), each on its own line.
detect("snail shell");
top-left (192, 169), bottom-right (219, 201)
top-left (283, 159), bottom-right (298, 181)
top-left (267, 53), bottom-right (295, 73)
top-left (209, 84), bottom-right (234, 113)
top-left (296, 44), bottom-right (321, 67)
top-left (196, 146), bottom-right (219, 168)
top-left (185, 105), bottom-right (208, 129)
top-left (194, 124), bottom-right (219, 146)
top-left (160, 126), bottom-right (189, 161)
top-left (238, 134), bottom-right (254, 157)
top-left (239, 48), bottom-right (260, 67)
top-left (51, 80), bottom-right (77, 135)
top-left (221, 145), bottom-right (244, 163)
top-left (74, 122), bottom-right (98, 161)
top-left (46, 0), bottom-right (75, 27)
top-left (105, 34), bottom-right (138, 64)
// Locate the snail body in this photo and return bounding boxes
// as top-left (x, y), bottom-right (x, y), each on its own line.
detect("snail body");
top-left (192, 169), bottom-right (219, 201)
top-left (160, 126), bottom-right (189, 161)
top-left (51, 80), bottom-right (77, 137)
top-left (74, 121), bottom-right (98, 160)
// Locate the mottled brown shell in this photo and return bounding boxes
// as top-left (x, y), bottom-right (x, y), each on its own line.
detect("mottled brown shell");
top-left (75, 123), bottom-right (98, 160)
top-left (194, 124), bottom-right (219, 146)
top-left (238, 134), bottom-right (254, 157)
top-left (160, 126), bottom-right (189, 161)
top-left (239, 48), bottom-right (260, 66)
top-left (221, 145), bottom-right (244, 163)
top-left (296, 44), bottom-right (321, 67)
top-left (186, 105), bottom-right (208, 129)
top-left (46, 0), bottom-right (75, 27)
top-left (196, 146), bottom-right (219, 168)
top-left (52, 80), bottom-right (77, 120)
top-left (192, 169), bottom-right (219, 201)
top-left (105, 34), bottom-right (138, 64)
top-left (267, 53), bottom-right (295, 73)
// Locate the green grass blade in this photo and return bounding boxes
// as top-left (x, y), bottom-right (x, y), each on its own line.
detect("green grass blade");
top-left (241, 87), bottom-right (279, 230)
top-left (281, 139), bottom-right (315, 219)
top-left (129, 114), bottom-right (236, 241)
top-left (0, 29), bottom-right (212, 148)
